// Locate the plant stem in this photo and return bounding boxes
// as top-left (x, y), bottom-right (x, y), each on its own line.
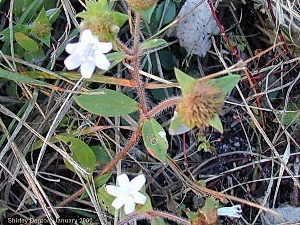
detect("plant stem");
top-left (100, 127), bottom-right (142, 175)
top-left (132, 13), bottom-right (148, 114)
top-left (116, 38), bottom-right (132, 55)
top-left (147, 97), bottom-right (181, 118)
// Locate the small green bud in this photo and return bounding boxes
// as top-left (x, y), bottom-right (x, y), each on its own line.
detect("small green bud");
top-left (31, 21), bottom-right (51, 37)
top-left (110, 25), bottom-right (120, 34)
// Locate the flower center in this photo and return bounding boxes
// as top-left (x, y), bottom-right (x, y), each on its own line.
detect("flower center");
top-left (119, 187), bottom-right (135, 199)
top-left (81, 43), bottom-right (95, 61)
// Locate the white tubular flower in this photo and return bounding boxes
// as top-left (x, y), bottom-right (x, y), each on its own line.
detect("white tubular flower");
top-left (64, 29), bottom-right (112, 79)
top-left (106, 174), bottom-right (147, 215)
top-left (217, 205), bottom-right (242, 218)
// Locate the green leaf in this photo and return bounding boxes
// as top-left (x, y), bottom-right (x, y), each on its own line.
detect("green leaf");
top-left (174, 68), bottom-right (196, 96)
top-left (13, 0), bottom-right (26, 17)
top-left (150, 88), bottom-right (174, 101)
top-left (135, 179), bottom-right (153, 213)
top-left (198, 180), bottom-right (206, 187)
top-left (202, 197), bottom-right (218, 211)
top-left (31, 130), bottom-right (84, 152)
top-left (75, 88), bottom-right (139, 117)
top-left (0, 69), bottom-right (54, 88)
top-left (202, 197), bottom-right (219, 220)
top-left (0, 207), bottom-right (7, 215)
top-left (24, 49), bottom-right (45, 63)
top-left (106, 51), bottom-right (127, 62)
top-left (84, 0), bottom-right (108, 14)
top-left (31, 8), bottom-right (51, 47)
top-left (136, 193), bottom-right (153, 213)
top-left (0, 25), bottom-right (30, 42)
top-left (56, 135), bottom-right (96, 176)
top-left (18, 0), bottom-right (44, 24)
top-left (7, 81), bottom-right (18, 98)
top-left (67, 208), bottom-right (97, 219)
top-left (186, 211), bottom-right (198, 222)
top-left (90, 146), bottom-right (113, 163)
top-left (112, 11), bottom-right (129, 29)
top-left (15, 32), bottom-right (39, 51)
top-left (106, 51), bottom-right (127, 68)
top-left (33, 8), bottom-right (50, 29)
top-left (94, 173), bottom-right (112, 187)
top-left (207, 114), bottom-right (223, 133)
top-left (140, 38), bottom-right (167, 50)
top-left (151, 217), bottom-right (167, 225)
top-left (46, 8), bottom-right (61, 24)
top-left (97, 185), bottom-right (115, 215)
top-left (80, 173), bottom-right (112, 200)
top-left (169, 111), bottom-right (192, 135)
top-left (208, 75), bottom-right (240, 95)
top-left (155, 1), bottom-right (176, 26)
top-left (273, 111), bottom-right (300, 125)
top-left (136, 3), bottom-right (157, 22)
top-left (197, 137), bottom-right (216, 152)
top-left (142, 118), bottom-right (168, 162)
top-left (159, 49), bottom-right (176, 70)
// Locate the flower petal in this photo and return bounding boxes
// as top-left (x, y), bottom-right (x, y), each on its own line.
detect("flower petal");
top-left (64, 54), bottom-right (82, 70)
top-left (106, 185), bottom-right (125, 197)
top-left (117, 174), bottom-right (130, 187)
top-left (95, 42), bottom-right (113, 53)
top-left (132, 192), bottom-right (147, 205)
top-left (111, 197), bottom-right (126, 210)
top-left (80, 29), bottom-right (99, 43)
top-left (217, 205), bottom-right (242, 218)
top-left (65, 42), bottom-right (86, 54)
top-left (124, 200), bottom-right (135, 214)
top-left (129, 174), bottom-right (146, 192)
top-left (80, 60), bottom-right (95, 79)
top-left (94, 52), bottom-right (111, 71)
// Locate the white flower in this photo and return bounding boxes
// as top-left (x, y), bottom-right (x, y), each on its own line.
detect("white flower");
top-left (64, 29), bottom-right (112, 79)
top-left (106, 174), bottom-right (147, 215)
top-left (217, 205), bottom-right (242, 218)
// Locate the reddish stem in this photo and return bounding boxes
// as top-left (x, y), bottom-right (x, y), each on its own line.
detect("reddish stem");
top-left (206, 0), bottom-right (240, 59)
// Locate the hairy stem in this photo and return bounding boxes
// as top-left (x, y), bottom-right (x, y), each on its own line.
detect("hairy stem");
top-left (147, 97), bottom-right (181, 118)
top-left (116, 38), bottom-right (132, 55)
top-left (132, 13), bottom-right (148, 114)
top-left (100, 127), bottom-right (142, 175)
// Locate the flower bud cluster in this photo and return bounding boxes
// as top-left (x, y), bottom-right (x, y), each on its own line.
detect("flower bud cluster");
top-left (80, 13), bottom-right (119, 42)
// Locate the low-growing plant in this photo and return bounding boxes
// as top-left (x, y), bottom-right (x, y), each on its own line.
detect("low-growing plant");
top-left (1, 0), bottom-right (297, 224)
